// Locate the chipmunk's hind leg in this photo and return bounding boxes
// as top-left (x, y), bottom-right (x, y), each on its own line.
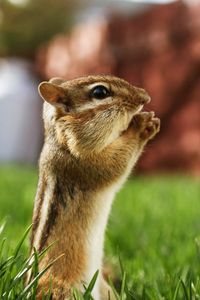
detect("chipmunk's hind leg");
top-left (100, 278), bottom-right (116, 300)
top-left (36, 277), bottom-right (70, 300)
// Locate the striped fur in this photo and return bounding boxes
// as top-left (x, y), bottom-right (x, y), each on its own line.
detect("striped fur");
top-left (30, 75), bottom-right (160, 299)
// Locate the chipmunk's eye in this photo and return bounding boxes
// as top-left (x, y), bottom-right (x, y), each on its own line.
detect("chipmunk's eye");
top-left (91, 85), bottom-right (110, 100)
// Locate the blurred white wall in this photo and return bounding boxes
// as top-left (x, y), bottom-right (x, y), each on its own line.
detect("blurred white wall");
top-left (0, 58), bottom-right (43, 164)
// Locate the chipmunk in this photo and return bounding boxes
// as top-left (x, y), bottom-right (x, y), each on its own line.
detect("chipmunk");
top-left (30, 75), bottom-right (160, 300)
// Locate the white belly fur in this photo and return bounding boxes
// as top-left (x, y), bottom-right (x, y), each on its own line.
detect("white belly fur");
top-left (84, 170), bottom-right (132, 300)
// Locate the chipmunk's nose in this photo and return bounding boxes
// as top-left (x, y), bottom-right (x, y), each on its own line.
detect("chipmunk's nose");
top-left (133, 87), bottom-right (151, 105)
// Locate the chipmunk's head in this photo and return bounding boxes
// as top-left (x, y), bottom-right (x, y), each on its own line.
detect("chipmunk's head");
top-left (38, 75), bottom-right (150, 153)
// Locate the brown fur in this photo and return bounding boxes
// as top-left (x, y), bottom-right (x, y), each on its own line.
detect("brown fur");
top-left (30, 75), bottom-right (160, 299)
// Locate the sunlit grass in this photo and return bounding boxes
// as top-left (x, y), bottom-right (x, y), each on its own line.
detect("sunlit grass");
top-left (106, 176), bottom-right (200, 296)
top-left (0, 165), bottom-right (37, 249)
top-left (0, 165), bottom-right (200, 298)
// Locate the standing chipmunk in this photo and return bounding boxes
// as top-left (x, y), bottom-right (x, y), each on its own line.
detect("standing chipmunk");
top-left (30, 75), bottom-right (160, 299)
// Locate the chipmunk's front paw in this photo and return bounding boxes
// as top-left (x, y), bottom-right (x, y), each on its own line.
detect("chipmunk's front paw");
top-left (132, 111), bottom-right (160, 142)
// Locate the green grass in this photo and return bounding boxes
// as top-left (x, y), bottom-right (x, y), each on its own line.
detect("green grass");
top-left (106, 176), bottom-right (200, 297)
top-left (0, 165), bottom-right (200, 298)
top-left (0, 165), bottom-right (37, 250)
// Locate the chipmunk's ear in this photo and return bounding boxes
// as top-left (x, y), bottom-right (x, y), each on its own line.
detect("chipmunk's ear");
top-left (49, 77), bottom-right (66, 85)
top-left (38, 82), bottom-right (66, 105)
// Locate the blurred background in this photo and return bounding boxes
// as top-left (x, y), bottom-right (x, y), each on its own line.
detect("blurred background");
top-left (0, 0), bottom-right (200, 174)
top-left (0, 1), bottom-right (200, 295)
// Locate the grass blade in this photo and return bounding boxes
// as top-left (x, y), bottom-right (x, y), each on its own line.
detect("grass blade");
top-left (119, 271), bottom-right (126, 300)
top-left (16, 253), bottom-right (64, 300)
top-left (173, 278), bottom-right (181, 300)
top-left (108, 277), bottom-right (120, 300)
top-left (180, 279), bottom-right (189, 300)
top-left (13, 224), bottom-right (32, 259)
top-left (0, 220), bottom-right (6, 236)
top-left (83, 270), bottom-right (99, 299)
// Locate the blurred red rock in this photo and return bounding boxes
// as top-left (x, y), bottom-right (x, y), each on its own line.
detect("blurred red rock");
top-left (37, 20), bottom-right (115, 79)
top-left (36, 0), bottom-right (200, 175)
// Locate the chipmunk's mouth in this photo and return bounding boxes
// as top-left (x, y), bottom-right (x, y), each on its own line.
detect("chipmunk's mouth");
top-left (136, 104), bottom-right (144, 114)
top-left (130, 103), bottom-right (144, 120)
top-left (119, 104), bottom-right (144, 134)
